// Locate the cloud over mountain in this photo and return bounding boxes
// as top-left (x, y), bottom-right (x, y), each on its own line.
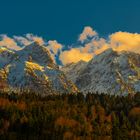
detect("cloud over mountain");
top-left (1, 26), bottom-right (140, 65)
top-left (59, 48), bottom-right (93, 65)
top-left (109, 31), bottom-right (140, 53)
top-left (79, 26), bottom-right (97, 43)
top-left (0, 35), bottom-right (21, 50)
top-left (0, 34), bottom-right (63, 62)
top-left (59, 27), bottom-right (140, 65)
top-left (47, 40), bottom-right (63, 55)
top-left (14, 34), bottom-right (45, 46)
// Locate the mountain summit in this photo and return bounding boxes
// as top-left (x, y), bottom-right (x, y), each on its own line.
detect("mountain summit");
top-left (0, 42), bottom-right (78, 94)
top-left (62, 48), bottom-right (140, 95)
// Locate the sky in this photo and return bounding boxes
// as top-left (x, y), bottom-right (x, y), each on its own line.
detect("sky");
top-left (1, 0), bottom-right (140, 65)
top-left (1, 0), bottom-right (140, 43)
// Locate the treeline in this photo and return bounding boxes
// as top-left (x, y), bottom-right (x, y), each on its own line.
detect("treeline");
top-left (0, 91), bottom-right (139, 140)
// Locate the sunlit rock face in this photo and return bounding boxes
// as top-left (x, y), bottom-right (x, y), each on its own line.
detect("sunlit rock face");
top-left (62, 48), bottom-right (140, 95)
top-left (0, 42), bottom-right (78, 94)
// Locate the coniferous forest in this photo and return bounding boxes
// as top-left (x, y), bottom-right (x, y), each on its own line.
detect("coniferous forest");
top-left (0, 91), bottom-right (139, 140)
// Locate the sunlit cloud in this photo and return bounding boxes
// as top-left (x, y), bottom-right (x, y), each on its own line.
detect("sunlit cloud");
top-left (59, 48), bottom-right (93, 65)
top-left (60, 26), bottom-right (107, 65)
top-left (1, 27), bottom-right (140, 65)
top-left (14, 34), bottom-right (45, 47)
top-left (79, 26), bottom-right (97, 43)
top-left (0, 35), bottom-right (21, 50)
top-left (47, 40), bottom-right (63, 55)
top-left (26, 34), bottom-right (45, 45)
top-left (109, 31), bottom-right (140, 53)
top-left (59, 27), bottom-right (140, 65)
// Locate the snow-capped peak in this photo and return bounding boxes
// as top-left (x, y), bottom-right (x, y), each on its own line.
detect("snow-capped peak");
top-left (62, 49), bottom-right (140, 95)
top-left (0, 42), bottom-right (78, 94)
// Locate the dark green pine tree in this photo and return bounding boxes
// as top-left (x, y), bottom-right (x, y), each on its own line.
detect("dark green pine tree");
top-left (112, 112), bottom-right (121, 140)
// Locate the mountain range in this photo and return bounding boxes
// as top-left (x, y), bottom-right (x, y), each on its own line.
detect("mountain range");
top-left (0, 42), bottom-right (77, 94)
top-left (0, 42), bottom-right (140, 95)
top-left (62, 48), bottom-right (140, 95)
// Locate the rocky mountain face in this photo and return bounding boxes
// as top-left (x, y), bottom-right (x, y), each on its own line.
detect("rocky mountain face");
top-left (1, 42), bottom-right (140, 96)
top-left (62, 48), bottom-right (140, 95)
top-left (0, 42), bottom-right (78, 94)
top-left (61, 60), bottom-right (87, 83)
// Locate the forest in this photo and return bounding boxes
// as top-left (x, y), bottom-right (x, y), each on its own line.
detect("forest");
top-left (0, 91), bottom-right (139, 140)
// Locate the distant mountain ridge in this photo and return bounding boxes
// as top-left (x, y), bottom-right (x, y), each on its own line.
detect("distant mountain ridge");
top-left (0, 42), bottom-right (78, 94)
top-left (1, 42), bottom-right (140, 95)
top-left (62, 48), bottom-right (140, 95)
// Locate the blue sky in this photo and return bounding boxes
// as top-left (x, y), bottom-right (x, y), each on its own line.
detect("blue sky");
top-left (1, 0), bottom-right (140, 65)
top-left (1, 0), bottom-right (140, 44)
